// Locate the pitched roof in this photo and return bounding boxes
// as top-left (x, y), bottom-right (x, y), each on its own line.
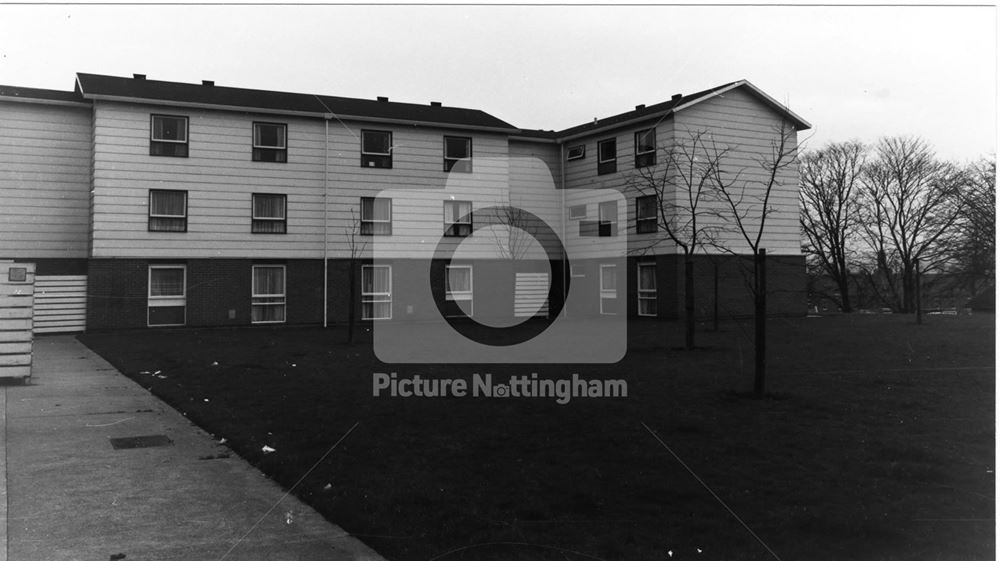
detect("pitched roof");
top-left (551, 80), bottom-right (810, 142)
top-left (0, 84), bottom-right (86, 105)
top-left (74, 73), bottom-right (518, 132)
top-left (554, 82), bottom-right (737, 140)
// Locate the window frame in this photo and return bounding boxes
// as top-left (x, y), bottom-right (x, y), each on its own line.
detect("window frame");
top-left (566, 144), bottom-right (585, 161)
top-left (634, 128), bottom-right (657, 168)
top-left (599, 263), bottom-right (618, 315)
top-left (148, 189), bottom-right (188, 233)
top-left (638, 262), bottom-right (657, 317)
top-left (443, 135), bottom-right (473, 173)
top-left (360, 197), bottom-right (393, 236)
top-left (251, 264), bottom-right (287, 325)
top-left (568, 204), bottom-right (587, 220)
top-left (361, 129), bottom-right (393, 169)
top-left (443, 200), bottom-right (473, 237)
top-left (597, 138), bottom-right (617, 175)
top-left (636, 195), bottom-right (658, 234)
top-left (147, 265), bottom-right (186, 327)
top-left (252, 122), bottom-right (288, 163)
top-left (362, 264), bottom-right (393, 320)
top-left (445, 264), bottom-right (474, 317)
top-left (598, 200), bottom-right (618, 237)
top-left (150, 114), bottom-right (189, 157)
top-left (251, 193), bottom-right (288, 234)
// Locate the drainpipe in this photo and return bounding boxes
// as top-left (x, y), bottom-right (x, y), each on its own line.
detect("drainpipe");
top-left (323, 119), bottom-right (329, 328)
top-left (560, 141), bottom-right (567, 316)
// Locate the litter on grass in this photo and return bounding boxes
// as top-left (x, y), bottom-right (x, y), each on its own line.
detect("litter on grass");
top-left (262, 445), bottom-right (276, 454)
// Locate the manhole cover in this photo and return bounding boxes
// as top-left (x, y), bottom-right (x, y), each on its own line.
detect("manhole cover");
top-left (109, 435), bottom-right (173, 450)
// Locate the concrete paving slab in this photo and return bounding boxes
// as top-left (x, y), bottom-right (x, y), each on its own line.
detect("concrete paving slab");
top-left (2, 335), bottom-right (384, 561)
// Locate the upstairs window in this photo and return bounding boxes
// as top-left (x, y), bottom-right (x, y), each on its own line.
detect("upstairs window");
top-left (444, 136), bottom-right (472, 173)
top-left (148, 189), bottom-right (187, 232)
top-left (635, 128), bottom-right (656, 167)
top-left (598, 200), bottom-right (618, 237)
top-left (252, 193), bottom-right (287, 234)
top-left (636, 195), bottom-right (658, 234)
top-left (361, 197), bottom-right (392, 235)
top-left (567, 144), bottom-right (585, 161)
top-left (361, 130), bottom-right (392, 169)
top-left (568, 204), bottom-right (587, 220)
top-left (444, 200), bottom-right (473, 237)
top-left (252, 122), bottom-right (287, 163)
top-left (150, 115), bottom-right (188, 157)
top-left (597, 138), bottom-right (617, 175)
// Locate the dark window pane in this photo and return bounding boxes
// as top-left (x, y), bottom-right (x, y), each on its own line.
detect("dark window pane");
top-left (445, 137), bottom-right (470, 159)
top-left (598, 139), bottom-right (616, 162)
top-left (362, 131), bottom-right (391, 154)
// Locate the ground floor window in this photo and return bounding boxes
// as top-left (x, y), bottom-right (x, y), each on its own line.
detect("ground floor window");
top-left (252, 265), bottom-right (286, 324)
top-left (148, 265), bottom-right (186, 326)
top-left (362, 265), bottom-right (392, 320)
top-left (600, 264), bottom-right (618, 315)
top-left (445, 265), bottom-right (473, 317)
top-left (638, 262), bottom-right (657, 316)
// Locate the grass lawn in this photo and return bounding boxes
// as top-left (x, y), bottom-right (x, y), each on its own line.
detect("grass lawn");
top-left (79, 314), bottom-right (995, 561)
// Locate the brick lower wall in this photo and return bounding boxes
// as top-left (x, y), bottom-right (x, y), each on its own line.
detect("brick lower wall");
top-left (84, 254), bottom-right (805, 330)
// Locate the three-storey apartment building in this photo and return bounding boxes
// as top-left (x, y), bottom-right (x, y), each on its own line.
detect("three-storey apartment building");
top-left (0, 73), bottom-right (810, 332)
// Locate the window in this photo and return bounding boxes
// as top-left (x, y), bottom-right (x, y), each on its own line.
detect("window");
top-left (636, 195), bottom-right (658, 234)
top-left (362, 265), bottom-right (392, 320)
top-left (597, 138), bottom-right (617, 175)
top-left (361, 197), bottom-right (392, 235)
top-left (600, 264), bottom-right (618, 315)
top-left (638, 262), bottom-right (657, 316)
top-left (252, 194), bottom-right (287, 234)
top-left (444, 200), bottom-right (473, 237)
top-left (148, 189), bottom-right (187, 232)
top-left (148, 266), bottom-right (186, 326)
top-left (568, 204), bottom-right (587, 220)
top-left (361, 130), bottom-right (392, 168)
top-left (150, 115), bottom-right (189, 157)
top-left (635, 128), bottom-right (656, 168)
top-left (445, 265), bottom-right (474, 317)
top-left (598, 200), bottom-right (618, 237)
top-left (443, 136), bottom-right (472, 173)
top-left (252, 122), bottom-right (287, 163)
top-left (251, 265), bottom-right (286, 324)
top-left (567, 144), bottom-right (585, 161)
top-left (570, 263), bottom-right (586, 278)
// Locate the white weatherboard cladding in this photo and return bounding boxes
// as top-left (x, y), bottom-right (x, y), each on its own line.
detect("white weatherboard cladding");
top-left (0, 101), bottom-right (92, 258)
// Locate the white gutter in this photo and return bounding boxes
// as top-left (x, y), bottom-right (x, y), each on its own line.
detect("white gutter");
top-left (0, 96), bottom-right (91, 108)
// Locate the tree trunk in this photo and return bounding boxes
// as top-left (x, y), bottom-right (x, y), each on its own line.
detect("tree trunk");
top-left (684, 256), bottom-right (695, 349)
top-left (347, 259), bottom-right (356, 344)
top-left (754, 249), bottom-right (767, 398)
top-left (836, 274), bottom-right (853, 313)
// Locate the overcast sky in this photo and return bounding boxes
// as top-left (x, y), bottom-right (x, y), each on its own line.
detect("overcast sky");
top-left (0, 4), bottom-right (994, 162)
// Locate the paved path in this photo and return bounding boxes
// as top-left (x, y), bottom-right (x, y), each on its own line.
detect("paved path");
top-left (0, 335), bottom-right (384, 561)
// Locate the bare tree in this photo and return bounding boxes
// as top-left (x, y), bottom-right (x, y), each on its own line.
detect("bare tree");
top-left (626, 129), bottom-right (727, 349)
top-left (951, 156), bottom-right (996, 297)
top-left (345, 208), bottom-right (368, 344)
top-left (799, 141), bottom-right (866, 312)
top-left (490, 199), bottom-right (538, 262)
top-left (707, 120), bottom-right (800, 398)
top-left (856, 137), bottom-right (965, 312)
